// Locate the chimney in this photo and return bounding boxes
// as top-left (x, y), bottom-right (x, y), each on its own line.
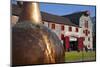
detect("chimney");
top-left (19, 2), bottom-right (42, 25)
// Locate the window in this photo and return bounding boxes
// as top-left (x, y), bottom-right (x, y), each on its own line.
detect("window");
top-left (83, 30), bottom-right (89, 36)
top-left (61, 34), bottom-right (64, 40)
top-left (61, 25), bottom-right (64, 31)
top-left (84, 20), bottom-right (88, 28)
top-left (83, 30), bottom-right (85, 33)
top-left (86, 22), bottom-right (88, 28)
top-left (75, 27), bottom-right (78, 32)
top-left (88, 37), bottom-right (90, 41)
top-left (52, 23), bottom-right (55, 29)
top-left (69, 26), bottom-right (72, 31)
top-left (88, 31), bottom-right (90, 34)
top-left (84, 22), bottom-right (86, 27)
top-left (85, 30), bottom-right (88, 36)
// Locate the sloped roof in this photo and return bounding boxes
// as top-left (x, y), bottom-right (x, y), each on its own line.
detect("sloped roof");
top-left (62, 11), bottom-right (89, 25)
top-left (12, 4), bottom-right (79, 27)
top-left (12, 4), bottom-right (22, 16)
top-left (41, 12), bottom-right (79, 27)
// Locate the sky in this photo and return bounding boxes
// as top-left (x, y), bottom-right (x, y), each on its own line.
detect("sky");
top-left (12, 0), bottom-right (96, 17)
top-left (12, 0), bottom-right (17, 4)
top-left (40, 3), bottom-right (96, 17)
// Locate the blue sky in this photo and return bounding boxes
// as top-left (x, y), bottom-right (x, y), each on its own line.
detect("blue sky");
top-left (12, 0), bottom-right (96, 17)
top-left (40, 3), bottom-right (96, 17)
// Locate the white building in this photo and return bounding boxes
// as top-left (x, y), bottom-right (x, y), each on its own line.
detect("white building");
top-left (12, 4), bottom-right (93, 51)
top-left (63, 11), bottom-right (93, 50)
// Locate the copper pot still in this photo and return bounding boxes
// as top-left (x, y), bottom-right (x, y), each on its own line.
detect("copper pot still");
top-left (12, 2), bottom-right (65, 66)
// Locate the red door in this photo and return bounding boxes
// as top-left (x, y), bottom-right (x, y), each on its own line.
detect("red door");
top-left (65, 36), bottom-right (70, 50)
top-left (78, 37), bottom-right (84, 50)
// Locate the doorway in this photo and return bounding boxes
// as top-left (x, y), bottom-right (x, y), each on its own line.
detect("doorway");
top-left (70, 41), bottom-right (78, 51)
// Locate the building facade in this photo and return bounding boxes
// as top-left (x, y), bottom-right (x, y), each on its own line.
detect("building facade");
top-left (12, 4), bottom-right (93, 51)
top-left (63, 11), bottom-right (93, 50)
top-left (80, 14), bottom-right (93, 50)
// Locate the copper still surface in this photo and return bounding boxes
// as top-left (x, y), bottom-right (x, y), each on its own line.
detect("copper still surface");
top-left (19, 2), bottom-right (42, 25)
top-left (12, 2), bottom-right (65, 66)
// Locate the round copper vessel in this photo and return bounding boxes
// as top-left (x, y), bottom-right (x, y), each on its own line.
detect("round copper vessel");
top-left (12, 2), bottom-right (65, 66)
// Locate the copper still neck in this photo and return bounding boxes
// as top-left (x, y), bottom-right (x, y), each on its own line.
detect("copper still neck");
top-left (19, 2), bottom-right (42, 25)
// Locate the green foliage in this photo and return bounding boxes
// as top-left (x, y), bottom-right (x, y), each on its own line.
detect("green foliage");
top-left (65, 51), bottom-right (96, 62)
